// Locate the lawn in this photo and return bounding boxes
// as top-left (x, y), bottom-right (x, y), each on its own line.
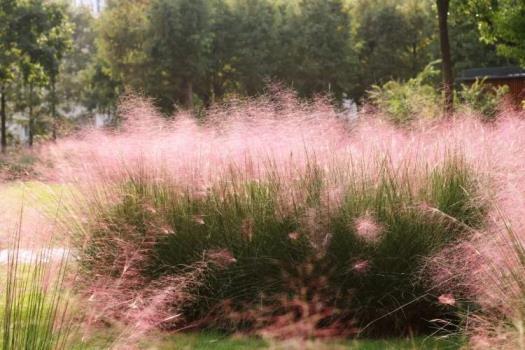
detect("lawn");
top-left (0, 181), bottom-right (72, 246)
top-left (79, 331), bottom-right (463, 350)
top-left (155, 333), bottom-right (463, 350)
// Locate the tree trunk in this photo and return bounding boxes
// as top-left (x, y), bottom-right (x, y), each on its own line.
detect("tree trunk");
top-left (28, 83), bottom-right (33, 147)
top-left (1, 84), bottom-right (6, 154)
top-left (50, 75), bottom-right (57, 141)
top-left (185, 79), bottom-right (193, 109)
top-left (437, 0), bottom-right (454, 115)
top-left (411, 43), bottom-right (418, 76)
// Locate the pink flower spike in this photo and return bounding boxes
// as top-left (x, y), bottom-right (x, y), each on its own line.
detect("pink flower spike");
top-left (438, 293), bottom-right (456, 306)
top-left (354, 214), bottom-right (382, 243)
top-left (288, 231), bottom-right (300, 240)
top-left (352, 260), bottom-right (370, 273)
top-left (192, 215), bottom-right (205, 225)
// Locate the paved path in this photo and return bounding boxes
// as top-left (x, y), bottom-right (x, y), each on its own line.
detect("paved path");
top-left (0, 247), bottom-right (69, 264)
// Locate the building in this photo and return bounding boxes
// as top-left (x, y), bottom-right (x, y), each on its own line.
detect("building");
top-left (7, 122), bottom-right (29, 144)
top-left (457, 66), bottom-right (525, 106)
top-left (73, 0), bottom-right (105, 14)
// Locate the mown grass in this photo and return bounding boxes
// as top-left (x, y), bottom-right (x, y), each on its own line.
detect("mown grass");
top-left (76, 330), bottom-right (463, 350)
top-left (0, 181), bottom-right (73, 244)
top-left (157, 333), bottom-right (463, 350)
top-left (0, 181), bottom-right (70, 212)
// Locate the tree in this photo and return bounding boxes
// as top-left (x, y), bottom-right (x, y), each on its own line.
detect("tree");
top-left (436, 0), bottom-right (454, 114)
top-left (283, 0), bottom-right (357, 99)
top-left (467, 0), bottom-right (525, 65)
top-left (20, 2), bottom-right (74, 141)
top-left (12, 0), bottom-right (72, 146)
top-left (0, 0), bottom-right (18, 153)
top-left (83, 61), bottom-right (120, 117)
top-left (206, 0), bottom-right (235, 103)
top-left (148, 0), bottom-right (212, 109)
top-left (351, 0), bottom-right (435, 99)
top-left (399, 0), bottom-right (436, 76)
top-left (38, 3), bottom-right (72, 140)
top-left (448, 0), bottom-right (514, 73)
top-left (96, 0), bottom-right (150, 97)
top-left (226, 0), bottom-right (278, 96)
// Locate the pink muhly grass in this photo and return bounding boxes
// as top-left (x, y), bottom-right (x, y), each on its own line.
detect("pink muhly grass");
top-left (354, 214), bottom-right (382, 243)
top-left (437, 293), bottom-right (456, 306)
top-left (42, 92), bottom-right (525, 342)
top-left (352, 259), bottom-right (370, 274)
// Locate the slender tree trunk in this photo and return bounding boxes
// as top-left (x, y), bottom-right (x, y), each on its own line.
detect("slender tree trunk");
top-left (50, 75), bottom-right (57, 141)
top-left (1, 84), bottom-right (7, 154)
top-left (411, 43), bottom-right (418, 76)
top-left (28, 83), bottom-right (33, 147)
top-left (185, 79), bottom-right (193, 109)
top-left (437, 0), bottom-right (454, 115)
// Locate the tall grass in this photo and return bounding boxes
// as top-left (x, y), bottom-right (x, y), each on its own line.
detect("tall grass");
top-left (457, 213), bottom-right (525, 349)
top-left (1, 224), bottom-right (74, 350)
top-left (61, 151), bottom-right (483, 337)
top-left (47, 94), bottom-right (525, 342)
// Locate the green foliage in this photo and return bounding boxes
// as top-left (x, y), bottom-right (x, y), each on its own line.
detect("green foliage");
top-left (283, 0), bottom-right (357, 99)
top-left (466, 0), bottom-right (525, 64)
top-left (458, 78), bottom-right (509, 120)
top-left (70, 156), bottom-right (484, 336)
top-left (57, 0), bottom-right (522, 116)
top-left (0, 151), bottom-right (39, 180)
top-left (448, 0), bottom-right (514, 74)
top-left (367, 62), bottom-right (441, 124)
top-left (96, 0), bottom-right (149, 93)
top-left (368, 65), bottom-right (511, 123)
top-left (0, 0), bottom-right (73, 148)
top-left (58, 6), bottom-right (117, 119)
top-left (148, 0), bottom-right (212, 109)
top-left (351, 0), bottom-right (435, 98)
top-left (3, 0), bottom-right (524, 146)
top-left (212, 0), bottom-right (279, 97)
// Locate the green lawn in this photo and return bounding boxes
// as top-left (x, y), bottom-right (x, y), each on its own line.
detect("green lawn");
top-left (133, 332), bottom-right (463, 350)
top-left (75, 330), bottom-right (464, 350)
top-left (0, 181), bottom-right (73, 245)
top-left (0, 180), bottom-right (71, 212)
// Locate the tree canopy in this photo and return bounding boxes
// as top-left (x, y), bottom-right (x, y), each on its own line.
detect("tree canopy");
top-left (0, 0), bottom-right (524, 150)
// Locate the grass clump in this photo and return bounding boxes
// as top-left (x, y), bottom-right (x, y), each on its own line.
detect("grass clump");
top-left (67, 154), bottom-right (485, 338)
top-left (326, 158), bottom-right (484, 335)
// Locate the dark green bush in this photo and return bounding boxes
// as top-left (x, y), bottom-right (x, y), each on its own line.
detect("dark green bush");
top-left (458, 78), bottom-right (509, 120)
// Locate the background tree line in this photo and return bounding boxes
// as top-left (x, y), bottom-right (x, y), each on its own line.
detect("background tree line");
top-left (1, 0), bottom-right (525, 151)
top-left (0, 0), bottom-right (71, 152)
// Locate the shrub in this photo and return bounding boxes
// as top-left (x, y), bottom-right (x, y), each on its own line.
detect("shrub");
top-left (369, 65), bottom-right (511, 123)
top-left (367, 63), bottom-right (441, 124)
top-left (458, 78), bottom-right (509, 120)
